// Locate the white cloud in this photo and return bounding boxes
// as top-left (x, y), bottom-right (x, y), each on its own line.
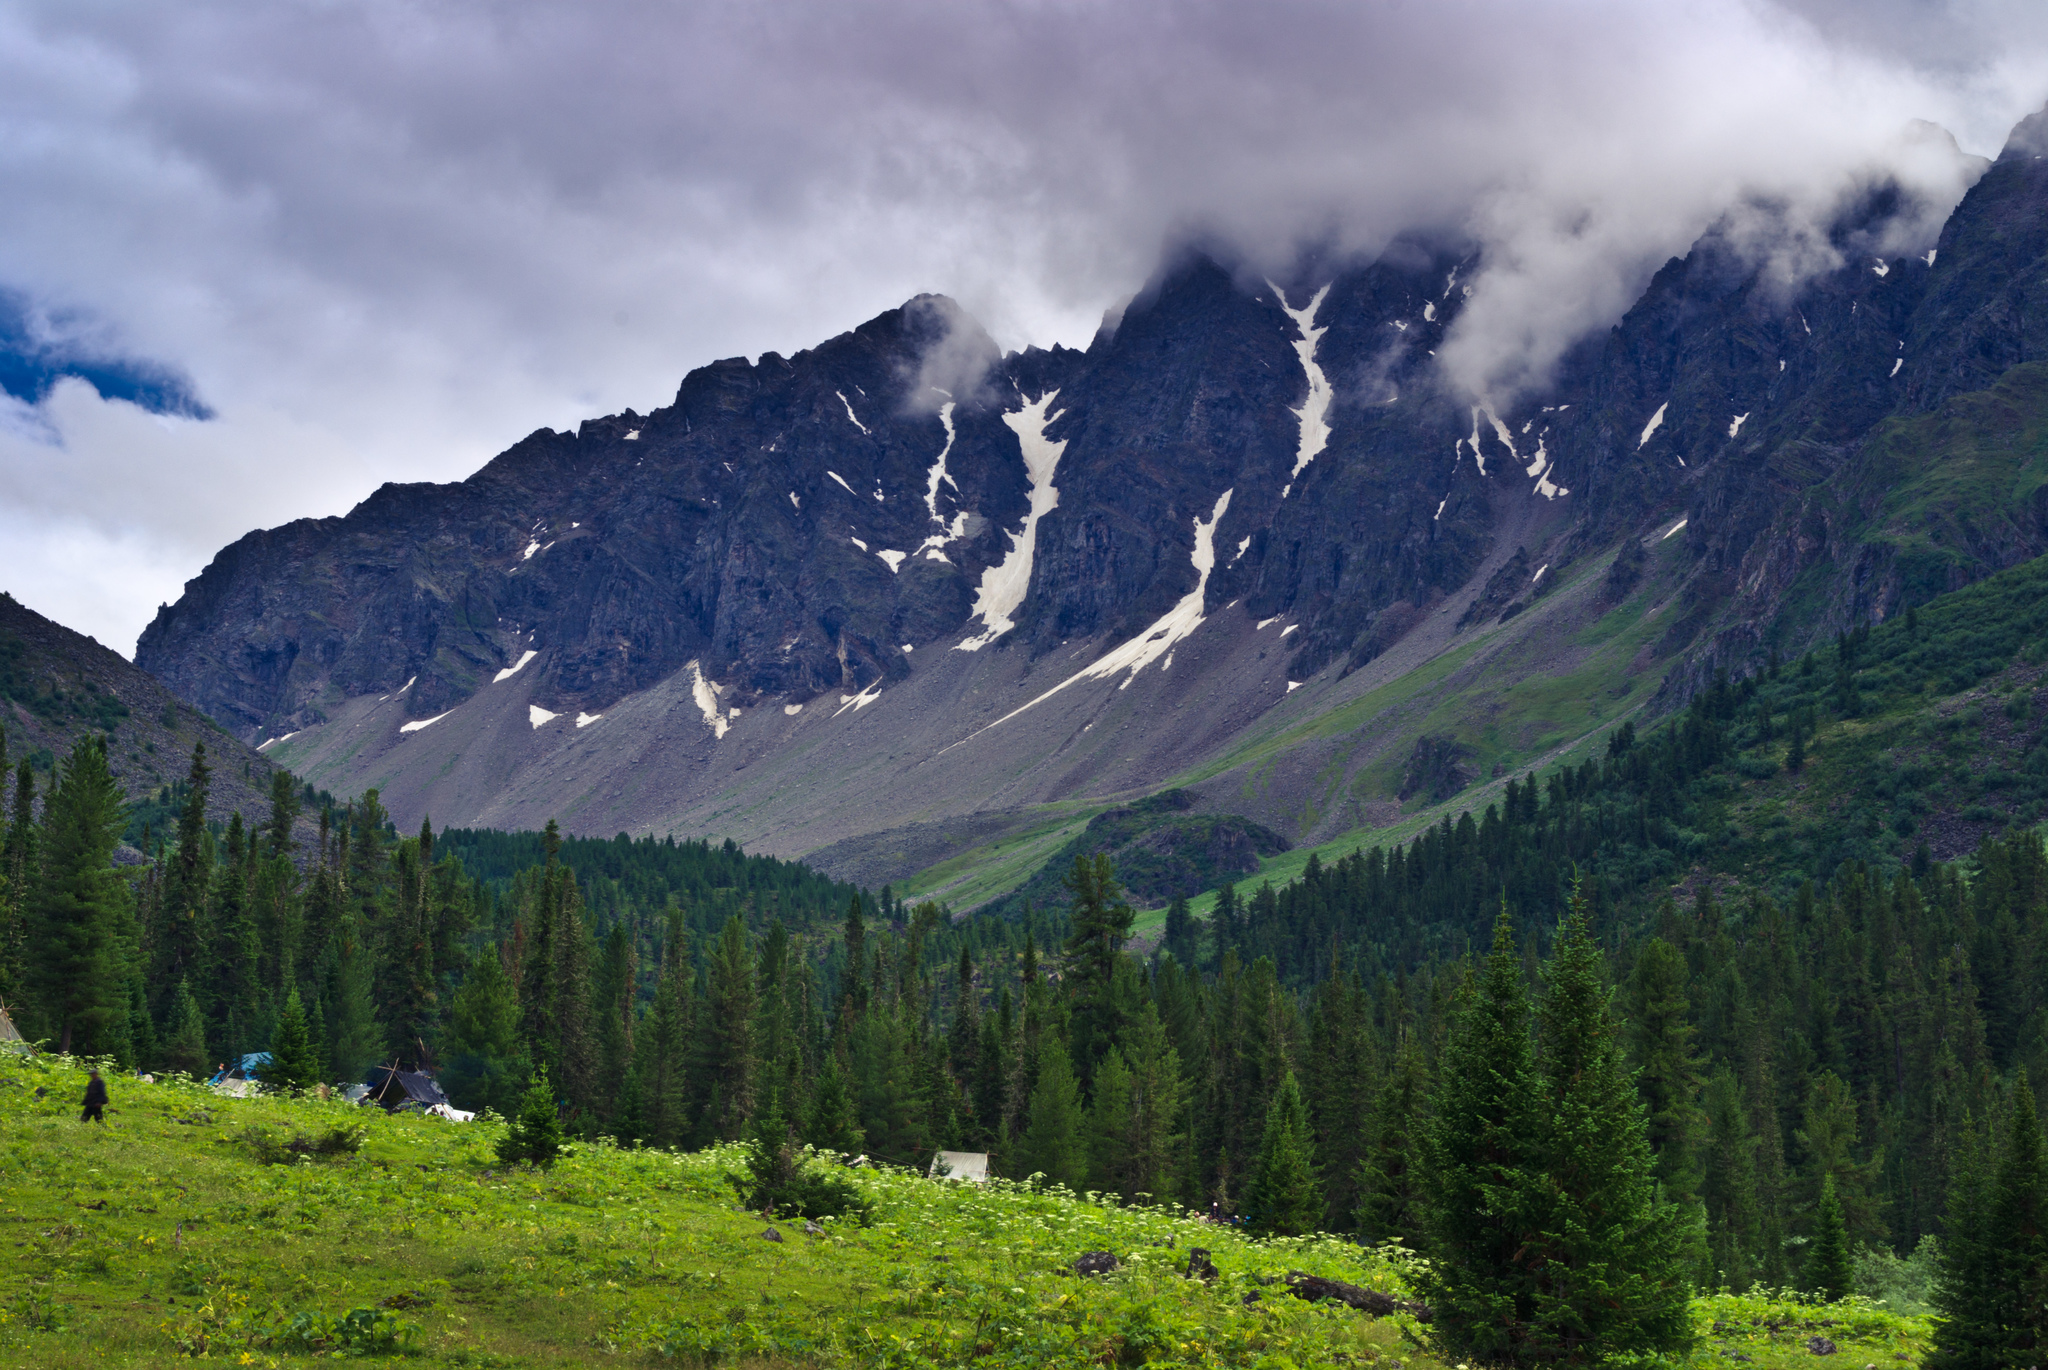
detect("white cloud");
top-left (0, 0), bottom-right (2045, 651)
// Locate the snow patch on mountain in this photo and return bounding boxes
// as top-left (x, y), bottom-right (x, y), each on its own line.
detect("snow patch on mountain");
top-left (958, 390), bottom-right (1068, 651)
top-left (494, 649), bottom-right (538, 683)
top-left (1270, 282), bottom-right (1333, 496)
top-left (836, 390), bottom-right (870, 435)
top-left (687, 660), bottom-right (730, 739)
top-left (1638, 402), bottom-right (1668, 448)
top-left (948, 488), bottom-right (1234, 746)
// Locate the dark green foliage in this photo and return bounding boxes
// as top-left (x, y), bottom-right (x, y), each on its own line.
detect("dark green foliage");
top-left (497, 1068), bottom-right (566, 1168)
top-left (1418, 906), bottom-right (1542, 1362)
top-left (161, 978), bottom-right (209, 1077)
top-left (1017, 1040), bottom-right (1087, 1189)
top-left (994, 792), bottom-right (1287, 915)
top-left (262, 988), bottom-right (321, 1093)
top-left (731, 1116), bottom-right (873, 1222)
top-left (802, 1053), bottom-right (863, 1153)
top-left (1929, 1078), bottom-right (2048, 1370)
top-left (1806, 1173), bottom-right (1855, 1302)
top-left (1243, 1071), bottom-right (1323, 1236)
top-left (1420, 901), bottom-right (1692, 1367)
top-left (442, 944), bottom-right (524, 1114)
top-left (1357, 1039), bottom-right (1429, 1243)
top-left (1522, 900), bottom-right (1693, 1361)
top-left (26, 735), bottom-right (136, 1061)
top-left (241, 1120), bottom-right (365, 1165)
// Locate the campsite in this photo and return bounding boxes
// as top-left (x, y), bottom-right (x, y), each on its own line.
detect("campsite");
top-left (0, 1051), bottom-right (1936, 1367)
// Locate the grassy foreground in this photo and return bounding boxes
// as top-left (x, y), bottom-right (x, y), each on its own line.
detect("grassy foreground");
top-left (2, 1055), bottom-right (1930, 1368)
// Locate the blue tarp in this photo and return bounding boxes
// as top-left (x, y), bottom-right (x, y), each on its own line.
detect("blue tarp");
top-left (208, 1052), bottom-right (273, 1085)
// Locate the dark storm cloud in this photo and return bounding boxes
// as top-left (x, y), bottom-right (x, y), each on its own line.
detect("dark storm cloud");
top-left (1, 0), bottom-right (2045, 651)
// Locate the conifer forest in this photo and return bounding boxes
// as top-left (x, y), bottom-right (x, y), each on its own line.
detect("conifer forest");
top-left (5, 551), bottom-right (2048, 1366)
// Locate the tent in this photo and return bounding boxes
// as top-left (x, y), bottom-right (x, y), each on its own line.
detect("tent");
top-left (209, 1052), bottom-right (272, 1095)
top-left (0, 1003), bottom-right (28, 1053)
top-left (362, 1066), bottom-right (451, 1112)
top-left (929, 1150), bottom-right (990, 1183)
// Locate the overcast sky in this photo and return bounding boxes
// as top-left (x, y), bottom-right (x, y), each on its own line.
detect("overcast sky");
top-left (3, 0), bottom-right (2046, 658)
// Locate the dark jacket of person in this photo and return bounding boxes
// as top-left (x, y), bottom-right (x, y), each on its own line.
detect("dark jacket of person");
top-left (83, 1076), bottom-right (108, 1109)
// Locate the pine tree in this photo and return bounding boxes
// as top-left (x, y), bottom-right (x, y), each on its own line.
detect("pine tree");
top-left (1017, 1039), bottom-right (1088, 1189)
top-left (443, 945), bottom-right (525, 1116)
top-left (1700, 1067), bottom-right (1763, 1291)
top-left (27, 735), bottom-right (136, 1060)
top-left (1062, 853), bottom-right (1134, 1078)
top-left (262, 987), bottom-right (322, 1093)
top-left (1357, 1036), bottom-right (1429, 1242)
top-left (1086, 1045), bottom-right (1138, 1196)
top-left (1930, 1078), bottom-right (2048, 1370)
top-left (1805, 1172), bottom-right (1854, 1302)
top-left (497, 1066), bottom-right (566, 1167)
top-left (1523, 896), bottom-right (1694, 1363)
top-left (695, 914), bottom-right (757, 1141)
top-left (326, 909), bottom-right (384, 1084)
top-left (162, 977), bottom-right (210, 1077)
top-left (1418, 907), bottom-right (1543, 1364)
top-left (803, 1052), bottom-right (864, 1153)
top-left (1244, 1070), bottom-right (1324, 1236)
top-left (1162, 893), bottom-right (1197, 968)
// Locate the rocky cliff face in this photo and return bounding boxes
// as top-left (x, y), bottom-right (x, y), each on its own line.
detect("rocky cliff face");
top-left (131, 103), bottom-right (2048, 892)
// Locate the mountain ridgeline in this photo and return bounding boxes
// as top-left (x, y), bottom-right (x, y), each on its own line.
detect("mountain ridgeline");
top-left (129, 103), bottom-right (2048, 899)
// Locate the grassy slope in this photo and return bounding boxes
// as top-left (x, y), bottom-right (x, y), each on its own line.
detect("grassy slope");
top-left (925, 361), bottom-right (2048, 928)
top-left (930, 537), bottom-right (1688, 930)
top-left (1, 1057), bottom-right (1930, 1369)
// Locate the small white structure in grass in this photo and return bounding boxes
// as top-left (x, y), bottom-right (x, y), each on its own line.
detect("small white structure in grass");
top-left (929, 1150), bottom-right (990, 1183)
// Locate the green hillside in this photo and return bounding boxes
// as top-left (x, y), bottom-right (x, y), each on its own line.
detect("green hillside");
top-left (1, 1056), bottom-right (1931, 1368)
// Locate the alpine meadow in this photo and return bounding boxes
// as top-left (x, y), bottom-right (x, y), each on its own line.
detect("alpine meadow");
top-left (10, 5), bottom-right (2048, 1367)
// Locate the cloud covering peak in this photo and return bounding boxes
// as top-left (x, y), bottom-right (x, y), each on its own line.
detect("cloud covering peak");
top-left (2, 0), bottom-right (2046, 650)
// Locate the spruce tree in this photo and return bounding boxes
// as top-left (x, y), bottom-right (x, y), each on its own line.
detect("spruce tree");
top-left (633, 940), bottom-right (692, 1148)
top-left (443, 946), bottom-right (524, 1115)
top-left (1086, 1045), bottom-right (1138, 1197)
top-left (803, 1052), bottom-right (864, 1153)
top-left (27, 735), bottom-right (136, 1060)
top-left (1700, 1067), bottom-right (1763, 1291)
top-left (1357, 1037), bottom-right (1429, 1242)
top-left (162, 977), bottom-right (210, 1077)
top-left (1522, 898), bottom-right (1693, 1362)
top-left (1017, 1039), bottom-right (1088, 1189)
top-left (1062, 853), bottom-right (1133, 1077)
top-left (497, 1066), bottom-right (566, 1167)
top-left (1162, 894), bottom-right (1196, 968)
top-left (696, 913), bottom-right (757, 1141)
top-left (1417, 906), bottom-right (1543, 1365)
top-left (326, 909), bottom-right (384, 1083)
top-left (1805, 1173), bottom-right (1854, 1302)
top-left (262, 987), bottom-right (322, 1093)
top-left (1244, 1070), bottom-right (1324, 1236)
top-left (1930, 1078), bottom-right (2048, 1370)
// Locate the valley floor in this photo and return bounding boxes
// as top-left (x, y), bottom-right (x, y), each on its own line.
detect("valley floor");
top-left (1, 1057), bottom-right (1931, 1368)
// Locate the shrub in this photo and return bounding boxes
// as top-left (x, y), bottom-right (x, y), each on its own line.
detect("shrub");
top-left (730, 1124), bottom-right (873, 1223)
top-left (495, 1068), bottom-right (565, 1168)
top-left (241, 1122), bottom-right (366, 1165)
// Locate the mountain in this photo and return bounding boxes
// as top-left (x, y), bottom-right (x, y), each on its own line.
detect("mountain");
top-left (133, 104), bottom-right (2048, 908)
top-left (1, 590), bottom-right (299, 837)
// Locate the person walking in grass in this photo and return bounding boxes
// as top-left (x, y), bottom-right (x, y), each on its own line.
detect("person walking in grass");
top-left (80, 1068), bottom-right (107, 1125)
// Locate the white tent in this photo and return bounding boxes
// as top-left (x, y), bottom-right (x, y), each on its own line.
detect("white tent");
top-left (929, 1150), bottom-right (990, 1183)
